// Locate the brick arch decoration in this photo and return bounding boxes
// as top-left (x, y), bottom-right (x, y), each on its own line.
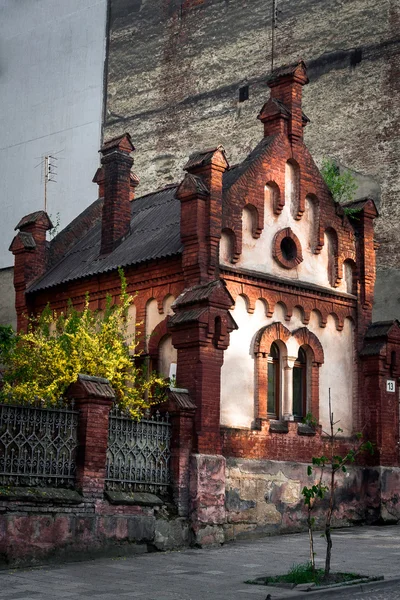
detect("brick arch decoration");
top-left (254, 322), bottom-right (291, 355)
top-left (265, 180), bottom-right (283, 215)
top-left (254, 322), bottom-right (291, 421)
top-left (254, 323), bottom-right (324, 424)
top-left (221, 227), bottom-right (240, 263)
top-left (148, 318), bottom-right (169, 360)
top-left (243, 203), bottom-right (263, 239)
top-left (292, 327), bottom-right (324, 421)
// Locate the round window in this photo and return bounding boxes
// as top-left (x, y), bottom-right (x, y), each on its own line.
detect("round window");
top-left (280, 237), bottom-right (297, 261)
top-left (273, 228), bottom-right (303, 269)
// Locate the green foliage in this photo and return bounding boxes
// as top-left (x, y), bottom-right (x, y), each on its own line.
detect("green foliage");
top-left (257, 563), bottom-right (361, 586)
top-left (48, 212), bottom-right (61, 240)
top-left (321, 158), bottom-right (358, 204)
top-left (0, 325), bottom-right (16, 363)
top-left (0, 269), bottom-right (167, 417)
top-left (303, 412), bottom-right (318, 429)
top-left (302, 483), bottom-right (328, 506)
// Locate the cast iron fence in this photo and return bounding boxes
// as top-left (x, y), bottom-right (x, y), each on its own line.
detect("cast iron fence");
top-left (105, 407), bottom-right (171, 495)
top-left (0, 401), bottom-right (78, 488)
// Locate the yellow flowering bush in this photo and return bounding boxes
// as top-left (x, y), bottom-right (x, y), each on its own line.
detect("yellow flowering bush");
top-left (0, 269), bottom-right (167, 417)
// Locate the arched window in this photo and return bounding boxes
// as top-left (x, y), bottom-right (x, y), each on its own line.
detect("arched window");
top-left (267, 342), bottom-right (280, 419)
top-left (293, 347), bottom-right (306, 419)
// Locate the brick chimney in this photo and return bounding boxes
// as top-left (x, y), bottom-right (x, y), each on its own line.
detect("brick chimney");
top-left (93, 166), bottom-right (139, 202)
top-left (99, 133), bottom-right (134, 255)
top-left (9, 210), bottom-right (53, 331)
top-left (258, 60), bottom-right (309, 143)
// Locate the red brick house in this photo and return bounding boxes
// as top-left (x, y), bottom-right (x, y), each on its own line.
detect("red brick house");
top-left (10, 61), bottom-right (400, 542)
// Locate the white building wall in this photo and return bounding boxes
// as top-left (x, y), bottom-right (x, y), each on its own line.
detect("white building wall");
top-left (221, 298), bottom-right (354, 436)
top-left (0, 0), bottom-right (107, 270)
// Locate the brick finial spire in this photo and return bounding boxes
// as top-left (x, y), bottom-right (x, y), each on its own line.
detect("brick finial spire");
top-left (258, 60), bottom-right (309, 142)
top-left (99, 133), bottom-right (134, 255)
top-left (178, 146), bottom-right (229, 285)
top-left (9, 210), bottom-right (53, 331)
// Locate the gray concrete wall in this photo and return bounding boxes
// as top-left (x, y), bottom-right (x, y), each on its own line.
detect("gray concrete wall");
top-left (104, 0), bottom-right (400, 321)
top-left (0, 0), bottom-right (108, 270)
top-left (0, 268), bottom-right (16, 329)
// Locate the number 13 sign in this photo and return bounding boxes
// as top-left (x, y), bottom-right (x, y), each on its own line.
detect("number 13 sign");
top-left (386, 380), bottom-right (396, 393)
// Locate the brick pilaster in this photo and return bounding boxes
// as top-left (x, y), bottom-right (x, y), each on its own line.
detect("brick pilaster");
top-left (67, 374), bottom-right (115, 497)
top-left (165, 388), bottom-right (196, 516)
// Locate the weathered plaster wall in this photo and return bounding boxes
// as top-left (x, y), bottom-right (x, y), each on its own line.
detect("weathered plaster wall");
top-left (220, 297), bottom-right (354, 434)
top-left (105, 0), bottom-right (400, 320)
top-left (224, 459), bottom-right (400, 539)
top-left (0, 268), bottom-right (17, 329)
top-left (0, 494), bottom-right (190, 567)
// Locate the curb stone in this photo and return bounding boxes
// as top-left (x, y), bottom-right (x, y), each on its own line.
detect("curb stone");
top-left (266, 575), bottom-right (400, 599)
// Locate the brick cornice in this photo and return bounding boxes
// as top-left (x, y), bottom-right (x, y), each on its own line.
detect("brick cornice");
top-left (221, 266), bottom-right (357, 305)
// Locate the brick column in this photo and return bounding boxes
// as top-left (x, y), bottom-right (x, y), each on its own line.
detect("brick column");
top-left (67, 374), bottom-right (115, 497)
top-left (361, 321), bottom-right (400, 467)
top-left (165, 388), bottom-right (196, 516)
top-left (174, 343), bottom-right (226, 455)
top-left (169, 280), bottom-right (237, 455)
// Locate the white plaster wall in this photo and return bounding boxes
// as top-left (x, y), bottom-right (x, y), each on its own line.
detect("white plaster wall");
top-left (308, 313), bottom-right (354, 435)
top-left (126, 304), bottom-right (137, 354)
top-left (0, 0), bottom-right (107, 268)
top-left (158, 335), bottom-right (177, 378)
top-left (145, 295), bottom-right (175, 350)
top-left (145, 299), bottom-right (163, 350)
top-left (221, 299), bottom-right (354, 435)
top-left (0, 268), bottom-right (17, 328)
top-left (220, 166), bottom-right (341, 290)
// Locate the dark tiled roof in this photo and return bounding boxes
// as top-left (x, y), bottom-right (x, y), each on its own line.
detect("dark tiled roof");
top-left (9, 231), bottom-right (37, 252)
top-left (29, 186), bottom-right (182, 293)
top-left (359, 341), bottom-right (386, 357)
top-left (48, 198), bottom-right (104, 268)
top-left (173, 280), bottom-right (222, 307)
top-left (15, 211), bottom-right (53, 231)
top-left (184, 145), bottom-right (227, 171)
top-left (267, 60), bottom-right (308, 84)
top-left (167, 388), bottom-right (196, 410)
top-left (223, 136), bottom-right (275, 191)
top-left (364, 320), bottom-right (400, 339)
top-left (341, 198), bottom-right (379, 216)
top-left (168, 307), bottom-right (208, 325)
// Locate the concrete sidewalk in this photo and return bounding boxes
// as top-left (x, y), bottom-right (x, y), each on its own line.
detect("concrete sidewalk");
top-left (1, 525), bottom-right (399, 600)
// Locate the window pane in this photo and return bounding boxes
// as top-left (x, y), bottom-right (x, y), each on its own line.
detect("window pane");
top-left (298, 347), bottom-right (306, 364)
top-left (268, 362), bottom-right (276, 415)
top-left (293, 366), bottom-right (303, 417)
top-left (270, 342), bottom-right (279, 358)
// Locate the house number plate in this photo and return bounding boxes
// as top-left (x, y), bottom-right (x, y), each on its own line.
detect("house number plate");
top-left (386, 380), bottom-right (396, 393)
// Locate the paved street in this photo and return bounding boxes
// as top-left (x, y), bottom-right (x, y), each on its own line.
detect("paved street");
top-left (1, 525), bottom-right (400, 600)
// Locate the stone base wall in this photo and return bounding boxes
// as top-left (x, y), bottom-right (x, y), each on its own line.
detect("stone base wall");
top-left (224, 458), bottom-right (400, 541)
top-left (0, 490), bottom-right (190, 568)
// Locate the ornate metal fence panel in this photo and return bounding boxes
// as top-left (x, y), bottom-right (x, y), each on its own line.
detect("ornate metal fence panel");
top-left (0, 402), bottom-right (78, 488)
top-left (106, 408), bottom-right (171, 495)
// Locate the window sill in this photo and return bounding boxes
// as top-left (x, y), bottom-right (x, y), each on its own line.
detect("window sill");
top-left (269, 420), bottom-right (289, 434)
top-left (297, 423), bottom-right (317, 436)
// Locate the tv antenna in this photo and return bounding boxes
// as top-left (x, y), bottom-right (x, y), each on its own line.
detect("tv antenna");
top-left (34, 149), bottom-right (63, 212)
